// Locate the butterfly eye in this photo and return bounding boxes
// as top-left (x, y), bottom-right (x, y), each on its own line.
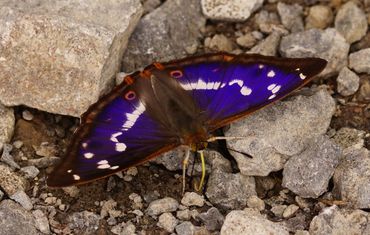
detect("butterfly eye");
top-left (124, 91), bottom-right (136, 100)
top-left (170, 70), bottom-right (183, 78)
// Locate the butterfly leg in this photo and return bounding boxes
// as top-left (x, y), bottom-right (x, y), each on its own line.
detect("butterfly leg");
top-left (182, 149), bottom-right (191, 194)
top-left (194, 150), bottom-right (206, 192)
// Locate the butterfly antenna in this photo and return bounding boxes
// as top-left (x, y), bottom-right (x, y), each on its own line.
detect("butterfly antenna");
top-left (194, 150), bottom-right (206, 192)
top-left (182, 149), bottom-right (191, 195)
top-left (207, 136), bottom-right (246, 142)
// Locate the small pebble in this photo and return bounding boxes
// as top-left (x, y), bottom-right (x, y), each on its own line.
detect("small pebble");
top-left (12, 140), bottom-right (23, 149)
top-left (32, 209), bottom-right (50, 234)
top-left (236, 33), bottom-right (256, 48)
top-left (306, 5), bottom-right (333, 29)
top-left (126, 167), bottom-right (138, 176)
top-left (336, 67), bottom-right (360, 96)
top-left (283, 204), bottom-right (300, 218)
top-left (206, 34), bottom-right (234, 52)
top-left (45, 196), bottom-right (57, 205)
top-left (271, 205), bottom-right (287, 217)
top-left (20, 166), bottom-right (40, 179)
top-left (157, 212), bottom-right (178, 233)
top-left (147, 197), bottom-right (179, 216)
top-left (111, 221), bottom-right (136, 235)
top-left (22, 110), bottom-right (34, 121)
top-left (247, 195), bottom-right (265, 211)
top-left (62, 186), bottom-right (80, 198)
top-left (181, 192), bottom-right (204, 207)
top-left (177, 209), bottom-right (191, 220)
top-left (129, 193), bottom-right (143, 209)
top-left (10, 190), bottom-right (33, 210)
top-left (175, 221), bottom-right (196, 235)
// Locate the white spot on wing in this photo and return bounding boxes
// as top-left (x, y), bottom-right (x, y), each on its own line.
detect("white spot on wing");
top-left (110, 132), bottom-right (122, 142)
top-left (84, 152), bottom-right (94, 159)
top-left (229, 79), bottom-right (244, 87)
top-left (268, 94), bottom-right (277, 100)
top-left (272, 85), bottom-right (281, 94)
top-left (267, 84), bottom-right (277, 90)
top-left (110, 166), bottom-right (119, 170)
top-left (67, 169), bottom-right (72, 173)
top-left (267, 70), bottom-right (275, 78)
top-left (82, 142), bottom-right (88, 148)
top-left (73, 174), bottom-right (80, 180)
top-left (97, 160), bottom-right (108, 165)
top-left (259, 64), bottom-right (264, 69)
top-left (122, 102), bottom-right (145, 131)
top-left (116, 143), bottom-right (127, 152)
top-left (240, 86), bottom-right (252, 96)
top-left (299, 73), bottom-right (306, 80)
top-left (97, 164), bottom-right (111, 169)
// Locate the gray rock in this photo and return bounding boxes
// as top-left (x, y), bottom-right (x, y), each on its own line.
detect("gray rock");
top-left (157, 212), bottom-right (178, 233)
top-left (336, 67), bottom-right (360, 96)
top-left (111, 221), bottom-right (136, 235)
top-left (282, 204), bottom-right (299, 218)
top-left (271, 205), bottom-right (287, 217)
top-left (175, 221), bottom-right (196, 235)
top-left (255, 10), bottom-right (281, 34)
top-left (277, 2), bottom-right (304, 32)
top-left (27, 156), bottom-right (60, 168)
top-left (225, 88), bottom-right (335, 176)
top-left (181, 192), bottom-right (204, 207)
top-left (0, 0), bottom-right (143, 117)
top-left (333, 148), bottom-right (370, 208)
top-left (282, 135), bottom-right (342, 198)
top-left (147, 197), bottom-right (179, 216)
top-left (20, 166), bottom-right (40, 179)
top-left (0, 164), bottom-right (27, 196)
top-left (332, 127), bottom-right (366, 150)
top-left (9, 190), bottom-right (33, 210)
top-left (280, 28), bottom-right (350, 77)
top-left (349, 48), bottom-right (370, 74)
top-left (201, 0), bottom-right (264, 21)
top-left (32, 209), bottom-right (50, 234)
top-left (0, 200), bottom-right (39, 235)
top-left (221, 209), bottom-right (289, 235)
top-left (206, 34), bottom-right (234, 52)
top-left (248, 31), bottom-right (282, 56)
top-left (197, 207), bottom-right (224, 231)
top-left (236, 33), bottom-right (257, 49)
top-left (1, 143), bottom-right (20, 169)
top-left (0, 190), bottom-right (3, 201)
top-left (306, 5), bottom-right (333, 29)
top-left (22, 110), bottom-right (34, 121)
top-left (206, 171), bottom-right (256, 210)
top-left (68, 211), bottom-right (100, 234)
top-left (309, 206), bottom-right (370, 235)
top-left (334, 1), bottom-right (367, 43)
top-left (247, 195), bottom-right (265, 211)
top-left (122, 0), bottom-right (205, 72)
top-left (154, 147), bottom-right (189, 171)
top-left (0, 104), bottom-right (14, 152)
top-left (176, 209), bottom-right (191, 221)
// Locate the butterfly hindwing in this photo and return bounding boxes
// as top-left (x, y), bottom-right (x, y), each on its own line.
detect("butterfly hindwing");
top-left (47, 77), bottom-right (179, 187)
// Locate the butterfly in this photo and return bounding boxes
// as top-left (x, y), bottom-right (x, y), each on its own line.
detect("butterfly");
top-left (47, 53), bottom-right (327, 187)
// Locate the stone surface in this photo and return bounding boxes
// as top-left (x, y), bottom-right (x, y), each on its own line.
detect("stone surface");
top-left (0, 104), bottom-right (14, 152)
top-left (122, 0), bottom-right (205, 72)
top-left (32, 209), bottom-right (50, 234)
top-left (248, 31), bottom-right (282, 56)
top-left (197, 207), bottom-right (224, 231)
top-left (201, 0), bottom-right (264, 21)
top-left (206, 171), bottom-right (256, 210)
top-left (236, 33), bottom-right (257, 49)
top-left (306, 5), bottom-right (333, 29)
top-left (206, 34), bottom-right (234, 52)
top-left (147, 197), bottom-right (179, 216)
top-left (309, 206), bottom-right (370, 234)
top-left (181, 192), bottom-right (204, 207)
top-left (68, 211), bottom-right (100, 234)
top-left (157, 212), bottom-right (178, 233)
top-left (333, 148), bottom-right (370, 208)
top-left (283, 204), bottom-right (299, 218)
top-left (9, 190), bottom-right (33, 210)
top-left (221, 209), bottom-right (289, 235)
top-left (334, 1), bottom-right (368, 43)
top-left (0, 0), bottom-right (143, 117)
top-left (349, 48), bottom-right (370, 74)
top-left (1, 143), bottom-right (20, 169)
top-left (247, 195), bottom-right (265, 211)
top-left (282, 135), bottom-right (342, 198)
top-left (277, 2), bottom-right (304, 32)
top-left (332, 127), bottom-right (366, 150)
top-left (0, 164), bottom-right (28, 196)
top-left (175, 221), bottom-right (197, 235)
top-left (225, 88), bottom-right (335, 176)
top-left (255, 10), bottom-right (281, 34)
top-left (111, 221), bottom-right (136, 235)
top-left (280, 28), bottom-right (350, 77)
top-left (336, 67), bottom-right (360, 96)
top-left (0, 200), bottom-right (39, 235)
top-left (20, 166), bottom-right (40, 179)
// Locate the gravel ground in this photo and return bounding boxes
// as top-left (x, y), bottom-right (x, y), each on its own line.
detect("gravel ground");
top-left (0, 0), bottom-right (369, 234)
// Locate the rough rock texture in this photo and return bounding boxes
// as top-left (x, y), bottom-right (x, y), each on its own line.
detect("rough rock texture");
top-left (332, 127), bottom-right (366, 150)
top-left (248, 31), bottom-right (282, 56)
top-left (0, 164), bottom-right (28, 196)
top-left (67, 211), bottom-right (101, 234)
top-left (0, 104), bottom-right (14, 152)
top-left (334, 1), bottom-right (368, 43)
top-left (336, 67), bottom-right (360, 96)
top-left (306, 5), bottom-right (333, 29)
top-left (206, 171), bottom-right (256, 210)
top-left (333, 148), bottom-right (370, 208)
top-left (147, 197), bottom-right (179, 216)
top-left (0, 200), bottom-right (39, 235)
top-left (122, 0), bottom-right (205, 72)
top-left (277, 2), bottom-right (304, 32)
top-left (197, 207), bottom-right (224, 231)
top-left (201, 0), bottom-right (264, 21)
top-left (221, 209), bottom-right (289, 235)
top-left (225, 88), bottom-right (335, 176)
top-left (157, 212), bottom-right (178, 233)
top-left (282, 135), bottom-right (342, 198)
top-left (349, 48), bottom-right (370, 74)
top-left (280, 28), bottom-right (350, 77)
top-left (0, 0), bottom-right (143, 116)
top-left (309, 206), bottom-right (370, 235)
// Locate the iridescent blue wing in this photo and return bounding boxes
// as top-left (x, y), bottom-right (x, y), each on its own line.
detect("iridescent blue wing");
top-left (160, 53), bottom-right (327, 130)
top-left (47, 75), bottom-right (179, 187)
